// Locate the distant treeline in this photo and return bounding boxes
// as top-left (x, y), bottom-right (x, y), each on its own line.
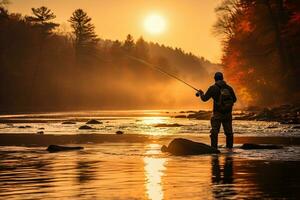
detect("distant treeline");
top-left (214, 0), bottom-right (300, 107)
top-left (0, 3), bottom-right (218, 112)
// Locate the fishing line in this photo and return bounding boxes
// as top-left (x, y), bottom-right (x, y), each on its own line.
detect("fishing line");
top-left (126, 55), bottom-right (199, 91)
top-left (83, 48), bottom-right (199, 91)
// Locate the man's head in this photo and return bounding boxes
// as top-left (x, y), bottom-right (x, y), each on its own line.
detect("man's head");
top-left (214, 72), bottom-right (224, 81)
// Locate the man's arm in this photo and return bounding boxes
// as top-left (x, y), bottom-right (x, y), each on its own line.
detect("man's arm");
top-left (199, 86), bottom-right (214, 102)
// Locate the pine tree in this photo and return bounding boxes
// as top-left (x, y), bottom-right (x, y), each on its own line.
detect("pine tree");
top-left (134, 37), bottom-right (149, 60)
top-left (69, 9), bottom-right (98, 64)
top-left (123, 34), bottom-right (134, 53)
top-left (26, 6), bottom-right (59, 35)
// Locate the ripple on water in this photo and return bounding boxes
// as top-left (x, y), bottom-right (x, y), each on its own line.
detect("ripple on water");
top-left (1, 144), bottom-right (300, 199)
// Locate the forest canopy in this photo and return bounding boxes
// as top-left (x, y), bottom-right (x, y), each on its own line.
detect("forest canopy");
top-left (214, 0), bottom-right (300, 107)
top-left (1, 0), bottom-right (298, 112)
top-left (0, 4), bottom-right (218, 112)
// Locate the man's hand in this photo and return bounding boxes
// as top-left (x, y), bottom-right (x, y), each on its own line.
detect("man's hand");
top-left (195, 89), bottom-right (204, 97)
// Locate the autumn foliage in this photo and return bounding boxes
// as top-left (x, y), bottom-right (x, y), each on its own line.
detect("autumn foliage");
top-left (215, 0), bottom-right (300, 107)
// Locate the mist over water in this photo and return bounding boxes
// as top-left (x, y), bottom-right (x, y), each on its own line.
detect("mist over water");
top-left (0, 13), bottom-right (220, 112)
top-left (0, 110), bottom-right (299, 137)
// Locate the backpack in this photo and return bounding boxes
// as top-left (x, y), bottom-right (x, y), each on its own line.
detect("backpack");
top-left (216, 84), bottom-right (234, 113)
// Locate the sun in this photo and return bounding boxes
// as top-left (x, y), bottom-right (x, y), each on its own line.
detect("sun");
top-left (144, 14), bottom-right (166, 34)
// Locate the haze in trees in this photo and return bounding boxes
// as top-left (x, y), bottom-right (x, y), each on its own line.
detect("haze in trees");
top-left (0, 5), bottom-right (218, 112)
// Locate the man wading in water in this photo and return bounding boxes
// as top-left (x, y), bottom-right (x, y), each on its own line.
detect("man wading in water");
top-left (196, 72), bottom-right (237, 149)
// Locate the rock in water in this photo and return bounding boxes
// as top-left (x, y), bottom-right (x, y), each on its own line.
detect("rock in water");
top-left (37, 131), bottom-right (44, 135)
top-left (292, 125), bottom-right (300, 129)
top-left (47, 145), bottom-right (84, 153)
top-left (62, 121), bottom-right (76, 124)
top-left (241, 143), bottom-right (283, 149)
top-left (78, 125), bottom-right (93, 130)
top-left (86, 119), bottom-right (102, 124)
top-left (116, 130), bottom-right (124, 134)
top-left (154, 123), bottom-right (183, 127)
top-left (161, 138), bottom-right (220, 155)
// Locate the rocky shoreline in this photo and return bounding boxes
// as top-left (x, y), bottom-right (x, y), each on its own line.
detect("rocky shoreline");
top-left (175, 104), bottom-right (300, 124)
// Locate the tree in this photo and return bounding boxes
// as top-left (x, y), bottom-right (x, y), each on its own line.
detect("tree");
top-left (214, 0), bottom-right (300, 106)
top-left (110, 40), bottom-right (123, 58)
top-left (0, 0), bottom-right (9, 19)
top-left (123, 34), bottom-right (134, 53)
top-left (134, 37), bottom-right (149, 60)
top-left (26, 6), bottom-right (58, 35)
top-left (69, 9), bottom-right (98, 63)
top-left (0, 0), bottom-right (9, 7)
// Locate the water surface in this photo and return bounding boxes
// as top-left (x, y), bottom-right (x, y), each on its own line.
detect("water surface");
top-left (0, 110), bottom-right (299, 199)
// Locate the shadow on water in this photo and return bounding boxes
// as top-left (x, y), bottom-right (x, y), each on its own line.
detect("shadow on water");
top-left (210, 153), bottom-right (300, 199)
top-left (211, 155), bottom-right (237, 199)
top-left (234, 159), bottom-right (300, 199)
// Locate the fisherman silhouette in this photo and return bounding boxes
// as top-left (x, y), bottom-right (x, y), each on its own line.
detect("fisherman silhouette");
top-left (196, 72), bottom-right (236, 149)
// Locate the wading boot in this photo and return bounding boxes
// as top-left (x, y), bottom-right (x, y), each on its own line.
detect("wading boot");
top-left (210, 134), bottom-right (218, 149)
top-left (226, 135), bottom-right (233, 149)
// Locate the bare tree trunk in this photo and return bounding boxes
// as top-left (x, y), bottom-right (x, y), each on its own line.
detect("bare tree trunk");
top-left (264, 0), bottom-right (290, 76)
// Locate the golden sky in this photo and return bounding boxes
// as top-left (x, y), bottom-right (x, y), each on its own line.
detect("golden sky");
top-left (9, 0), bottom-right (221, 62)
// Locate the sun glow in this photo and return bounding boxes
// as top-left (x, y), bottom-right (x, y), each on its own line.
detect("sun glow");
top-left (141, 117), bottom-right (166, 125)
top-left (144, 14), bottom-right (166, 34)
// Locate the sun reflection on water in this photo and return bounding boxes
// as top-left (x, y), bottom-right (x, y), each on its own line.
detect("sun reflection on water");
top-left (144, 144), bottom-right (167, 200)
top-left (141, 117), bottom-right (167, 125)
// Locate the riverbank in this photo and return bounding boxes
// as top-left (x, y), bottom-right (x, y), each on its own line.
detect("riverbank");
top-left (175, 104), bottom-right (300, 124)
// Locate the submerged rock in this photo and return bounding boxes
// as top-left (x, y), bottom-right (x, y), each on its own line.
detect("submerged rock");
top-left (154, 123), bottom-right (183, 127)
top-left (116, 130), bottom-right (124, 135)
top-left (78, 125), bottom-right (94, 130)
top-left (18, 125), bottom-right (32, 129)
top-left (37, 131), bottom-right (44, 135)
top-left (47, 145), bottom-right (84, 153)
top-left (86, 119), bottom-right (102, 124)
top-left (161, 138), bottom-right (220, 155)
top-left (241, 143), bottom-right (283, 150)
top-left (62, 121), bottom-right (76, 125)
top-left (187, 111), bottom-right (212, 120)
top-left (174, 115), bottom-right (187, 118)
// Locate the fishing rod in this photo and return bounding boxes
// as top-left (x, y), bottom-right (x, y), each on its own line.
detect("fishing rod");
top-left (83, 49), bottom-right (199, 92)
top-left (126, 55), bottom-right (199, 92)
